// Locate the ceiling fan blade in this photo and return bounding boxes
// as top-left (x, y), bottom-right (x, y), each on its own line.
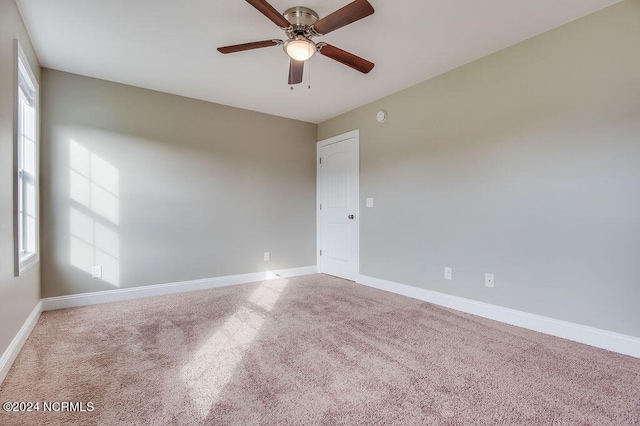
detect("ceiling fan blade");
top-left (245, 0), bottom-right (291, 28)
top-left (318, 43), bottom-right (374, 74)
top-left (217, 39), bottom-right (282, 54)
top-left (312, 0), bottom-right (374, 35)
top-left (288, 59), bottom-right (304, 85)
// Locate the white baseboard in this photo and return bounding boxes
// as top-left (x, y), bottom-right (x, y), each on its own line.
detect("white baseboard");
top-left (0, 301), bottom-right (42, 385)
top-left (357, 274), bottom-right (640, 359)
top-left (41, 266), bottom-right (317, 311)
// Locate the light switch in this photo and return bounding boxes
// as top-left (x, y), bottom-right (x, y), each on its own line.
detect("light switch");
top-left (366, 198), bottom-right (374, 208)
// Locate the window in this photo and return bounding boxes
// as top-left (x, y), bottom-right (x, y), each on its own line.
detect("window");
top-left (14, 40), bottom-right (39, 276)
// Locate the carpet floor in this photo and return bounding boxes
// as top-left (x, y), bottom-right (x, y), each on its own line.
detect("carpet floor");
top-left (1, 274), bottom-right (639, 425)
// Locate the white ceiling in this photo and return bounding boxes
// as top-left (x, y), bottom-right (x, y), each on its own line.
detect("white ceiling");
top-left (17, 0), bottom-right (621, 124)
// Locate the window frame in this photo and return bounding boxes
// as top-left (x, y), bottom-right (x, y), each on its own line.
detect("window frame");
top-left (13, 40), bottom-right (40, 276)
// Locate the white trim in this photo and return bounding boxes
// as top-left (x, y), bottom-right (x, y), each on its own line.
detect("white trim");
top-left (41, 266), bottom-right (317, 311)
top-left (317, 129), bottom-right (360, 281)
top-left (0, 301), bottom-right (42, 385)
top-left (13, 39), bottom-right (40, 277)
top-left (357, 274), bottom-right (640, 359)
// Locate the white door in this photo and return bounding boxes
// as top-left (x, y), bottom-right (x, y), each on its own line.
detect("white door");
top-left (317, 130), bottom-right (359, 281)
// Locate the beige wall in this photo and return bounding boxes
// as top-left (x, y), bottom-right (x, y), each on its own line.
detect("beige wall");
top-left (41, 69), bottom-right (317, 297)
top-left (318, 1), bottom-right (640, 337)
top-left (0, 0), bottom-right (41, 357)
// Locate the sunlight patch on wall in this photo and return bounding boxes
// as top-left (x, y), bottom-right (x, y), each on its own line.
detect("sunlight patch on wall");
top-left (181, 279), bottom-right (289, 418)
top-left (69, 139), bottom-right (121, 286)
top-left (70, 140), bottom-right (119, 224)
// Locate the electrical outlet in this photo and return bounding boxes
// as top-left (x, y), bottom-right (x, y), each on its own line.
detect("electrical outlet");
top-left (264, 252), bottom-right (270, 261)
top-left (366, 198), bottom-right (374, 208)
top-left (444, 267), bottom-right (452, 280)
top-left (485, 273), bottom-right (494, 288)
top-left (91, 265), bottom-right (102, 279)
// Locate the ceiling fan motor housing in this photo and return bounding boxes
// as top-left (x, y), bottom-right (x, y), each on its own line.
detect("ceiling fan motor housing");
top-left (284, 6), bottom-right (319, 39)
top-left (283, 6), bottom-right (319, 27)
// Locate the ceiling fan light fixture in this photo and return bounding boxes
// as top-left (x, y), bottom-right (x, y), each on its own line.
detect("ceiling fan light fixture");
top-left (284, 37), bottom-right (316, 61)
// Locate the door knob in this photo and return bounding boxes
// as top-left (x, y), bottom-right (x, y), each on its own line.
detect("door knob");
top-left (348, 214), bottom-right (355, 219)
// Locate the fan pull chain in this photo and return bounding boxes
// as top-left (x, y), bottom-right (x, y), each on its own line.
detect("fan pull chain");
top-left (308, 58), bottom-right (311, 89)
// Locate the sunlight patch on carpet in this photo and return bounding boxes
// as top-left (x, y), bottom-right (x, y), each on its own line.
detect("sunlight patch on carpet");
top-left (249, 278), bottom-right (288, 312)
top-left (181, 279), bottom-right (289, 417)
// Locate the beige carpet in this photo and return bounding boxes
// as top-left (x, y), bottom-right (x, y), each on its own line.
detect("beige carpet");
top-left (1, 274), bottom-right (639, 425)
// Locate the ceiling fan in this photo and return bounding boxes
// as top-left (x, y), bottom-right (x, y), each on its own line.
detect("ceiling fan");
top-left (217, 0), bottom-right (375, 85)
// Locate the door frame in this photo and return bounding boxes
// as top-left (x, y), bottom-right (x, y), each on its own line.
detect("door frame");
top-left (316, 129), bottom-right (360, 280)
